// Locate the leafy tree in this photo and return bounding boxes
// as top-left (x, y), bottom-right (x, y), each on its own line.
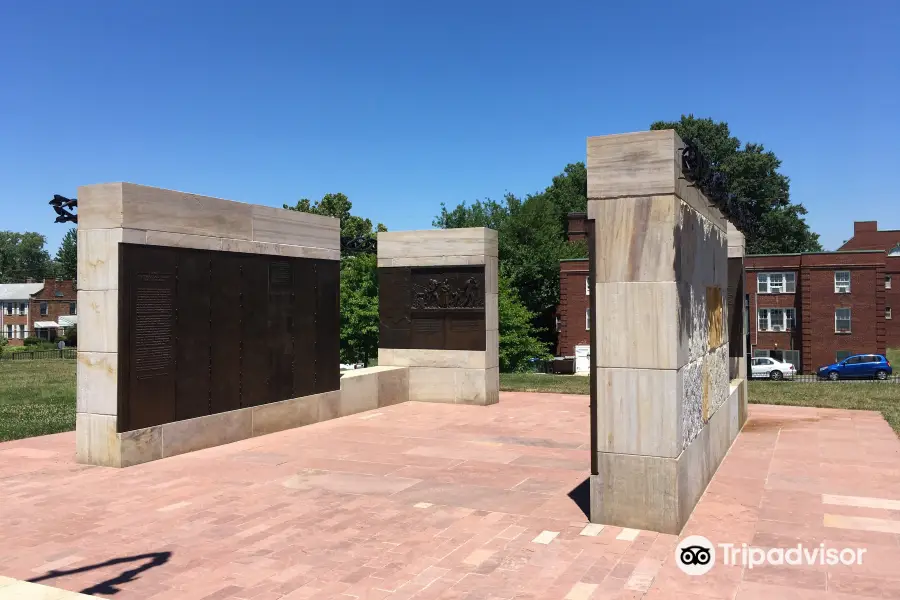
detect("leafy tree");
top-left (650, 115), bottom-right (822, 253)
top-left (54, 228), bottom-right (77, 280)
top-left (498, 276), bottom-right (551, 372)
top-left (0, 231), bottom-right (53, 283)
top-left (339, 253), bottom-right (379, 365)
top-left (285, 193), bottom-right (383, 364)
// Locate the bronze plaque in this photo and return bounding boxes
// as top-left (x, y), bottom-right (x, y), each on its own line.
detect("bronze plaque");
top-left (379, 265), bottom-right (486, 351)
top-left (117, 244), bottom-right (340, 433)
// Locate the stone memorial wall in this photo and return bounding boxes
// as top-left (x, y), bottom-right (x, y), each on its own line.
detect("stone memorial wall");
top-left (586, 130), bottom-right (748, 533)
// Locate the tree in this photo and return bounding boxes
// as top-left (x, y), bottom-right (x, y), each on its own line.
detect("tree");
top-left (55, 228), bottom-right (77, 280)
top-left (498, 276), bottom-right (551, 371)
top-left (339, 253), bottom-right (379, 365)
top-left (0, 231), bottom-right (53, 283)
top-left (650, 115), bottom-right (822, 253)
top-left (285, 193), bottom-right (383, 364)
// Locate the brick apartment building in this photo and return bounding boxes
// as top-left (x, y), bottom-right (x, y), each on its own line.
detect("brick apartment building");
top-left (556, 216), bottom-right (897, 374)
top-left (838, 221), bottom-right (900, 349)
top-left (0, 279), bottom-right (77, 346)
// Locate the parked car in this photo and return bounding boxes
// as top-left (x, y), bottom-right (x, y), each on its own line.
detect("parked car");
top-left (817, 354), bottom-right (892, 381)
top-left (750, 357), bottom-right (796, 380)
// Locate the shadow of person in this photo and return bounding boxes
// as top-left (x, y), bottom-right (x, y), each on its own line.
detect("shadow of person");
top-left (28, 551), bottom-right (171, 596)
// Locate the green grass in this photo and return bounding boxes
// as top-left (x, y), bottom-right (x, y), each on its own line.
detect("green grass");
top-left (0, 360), bottom-right (76, 442)
top-left (500, 372), bottom-right (590, 395)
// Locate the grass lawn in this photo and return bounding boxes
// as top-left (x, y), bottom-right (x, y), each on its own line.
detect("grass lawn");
top-left (500, 372), bottom-right (590, 395)
top-left (0, 360), bottom-right (76, 442)
top-left (501, 372), bottom-right (900, 435)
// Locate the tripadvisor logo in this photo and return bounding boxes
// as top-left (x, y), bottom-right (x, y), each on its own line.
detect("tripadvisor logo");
top-left (676, 535), bottom-right (715, 575)
top-left (675, 535), bottom-right (867, 575)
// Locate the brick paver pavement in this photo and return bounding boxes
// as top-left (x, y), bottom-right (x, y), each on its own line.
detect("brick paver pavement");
top-left (0, 393), bottom-right (899, 599)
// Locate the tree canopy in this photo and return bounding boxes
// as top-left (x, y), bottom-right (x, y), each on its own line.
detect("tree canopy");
top-left (651, 115), bottom-right (822, 254)
top-left (54, 228), bottom-right (77, 280)
top-left (0, 231), bottom-right (54, 283)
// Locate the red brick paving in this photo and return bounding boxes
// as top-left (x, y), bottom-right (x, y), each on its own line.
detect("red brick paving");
top-left (0, 394), bottom-right (899, 599)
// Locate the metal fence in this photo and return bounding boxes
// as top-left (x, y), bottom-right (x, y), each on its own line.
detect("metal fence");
top-left (0, 349), bottom-right (77, 361)
top-left (750, 373), bottom-right (900, 384)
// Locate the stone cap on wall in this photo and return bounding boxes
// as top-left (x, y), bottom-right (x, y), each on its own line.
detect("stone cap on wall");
top-left (77, 183), bottom-right (339, 251)
top-left (727, 221), bottom-right (745, 258)
top-left (377, 228), bottom-right (498, 262)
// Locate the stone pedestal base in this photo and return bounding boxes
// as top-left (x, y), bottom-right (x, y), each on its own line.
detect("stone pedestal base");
top-left (590, 379), bottom-right (745, 534)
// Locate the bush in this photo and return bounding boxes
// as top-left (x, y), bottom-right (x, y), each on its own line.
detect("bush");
top-left (23, 337), bottom-right (42, 347)
top-left (62, 326), bottom-right (77, 348)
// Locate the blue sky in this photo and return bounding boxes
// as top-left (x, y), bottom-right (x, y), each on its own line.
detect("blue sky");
top-left (1, 1), bottom-right (898, 255)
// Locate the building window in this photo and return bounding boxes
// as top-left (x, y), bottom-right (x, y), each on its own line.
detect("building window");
top-left (889, 244), bottom-right (900, 257)
top-left (19, 302), bottom-right (25, 315)
top-left (834, 271), bottom-right (851, 293)
top-left (836, 350), bottom-right (853, 362)
top-left (757, 308), bottom-right (796, 332)
top-left (585, 277), bottom-right (590, 296)
top-left (5, 324), bottom-right (11, 339)
top-left (887, 275), bottom-right (893, 290)
top-left (555, 316), bottom-right (561, 332)
top-left (17, 324), bottom-right (23, 339)
top-left (69, 302), bottom-right (77, 315)
top-left (3, 303), bottom-right (10, 316)
top-left (40, 301), bottom-right (48, 316)
top-left (757, 272), bottom-right (796, 294)
top-left (887, 306), bottom-right (893, 320)
top-left (585, 308), bottom-right (590, 331)
top-left (835, 308), bottom-right (851, 333)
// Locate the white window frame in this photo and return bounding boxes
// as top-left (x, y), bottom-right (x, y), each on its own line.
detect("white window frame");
top-left (585, 278), bottom-right (590, 296)
top-left (5, 324), bottom-right (11, 339)
top-left (757, 272), bottom-right (796, 294)
top-left (835, 308), bottom-right (851, 333)
top-left (886, 275), bottom-right (892, 290)
top-left (585, 308), bottom-right (590, 331)
top-left (887, 306), bottom-right (892, 320)
top-left (889, 244), bottom-right (900, 257)
top-left (17, 324), bottom-right (24, 339)
top-left (19, 302), bottom-right (25, 315)
top-left (835, 271), bottom-right (851, 293)
top-left (757, 308), bottom-right (796, 332)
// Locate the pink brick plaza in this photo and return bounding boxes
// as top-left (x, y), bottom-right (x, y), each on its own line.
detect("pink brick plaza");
top-left (1, 392), bottom-right (899, 599)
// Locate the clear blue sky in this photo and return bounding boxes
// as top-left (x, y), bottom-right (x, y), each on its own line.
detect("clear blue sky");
top-left (1, 0), bottom-right (897, 255)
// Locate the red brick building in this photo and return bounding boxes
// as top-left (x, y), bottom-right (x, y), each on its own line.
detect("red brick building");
top-left (838, 221), bottom-right (900, 350)
top-left (0, 279), bottom-right (77, 346)
top-left (746, 251), bottom-right (887, 373)
top-left (557, 214), bottom-right (590, 360)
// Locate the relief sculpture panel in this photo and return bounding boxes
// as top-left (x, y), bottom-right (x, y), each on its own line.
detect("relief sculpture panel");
top-left (380, 265), bottom-right (486, 351)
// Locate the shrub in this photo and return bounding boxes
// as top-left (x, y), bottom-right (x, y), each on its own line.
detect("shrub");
top-left (23, 337), bottom-right (42, 347)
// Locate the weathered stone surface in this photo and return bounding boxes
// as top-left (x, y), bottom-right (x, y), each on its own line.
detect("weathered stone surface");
top-left (161, 409), bottom-right (252, 458)
top-left (76, 352), bottom-right (117, 416)
top-left (119, 426), bottom-right (163, 467)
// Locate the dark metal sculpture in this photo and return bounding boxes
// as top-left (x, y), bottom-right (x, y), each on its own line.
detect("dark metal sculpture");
top-left (412, 277), bottom-right (484, 310)
top-left (49, 194), bottom-right (78, 223)
top-left (340, 235), bottom-right (376, 254)
top-left (681, 141), bottom-right (752, 233)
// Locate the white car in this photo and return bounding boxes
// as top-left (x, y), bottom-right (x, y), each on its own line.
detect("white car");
top-left (751, 357), bottom-right (796, 380)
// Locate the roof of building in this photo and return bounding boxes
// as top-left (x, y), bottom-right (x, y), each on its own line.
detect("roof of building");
top-left (746, 250), bottom-right (885, 257)
top-left (0, 283), bottom-right (44, 301)
top-left (57, 316), bottom-right (77, 327)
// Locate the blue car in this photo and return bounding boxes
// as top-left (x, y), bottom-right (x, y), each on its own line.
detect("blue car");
top-left (817, 354), bottom-right (893, 381)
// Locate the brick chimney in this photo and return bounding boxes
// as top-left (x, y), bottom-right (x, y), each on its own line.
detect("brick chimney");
top-left (567, 212), bottom-right (587, 242)
top-left (854, 221), bottom-right (878, 234)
